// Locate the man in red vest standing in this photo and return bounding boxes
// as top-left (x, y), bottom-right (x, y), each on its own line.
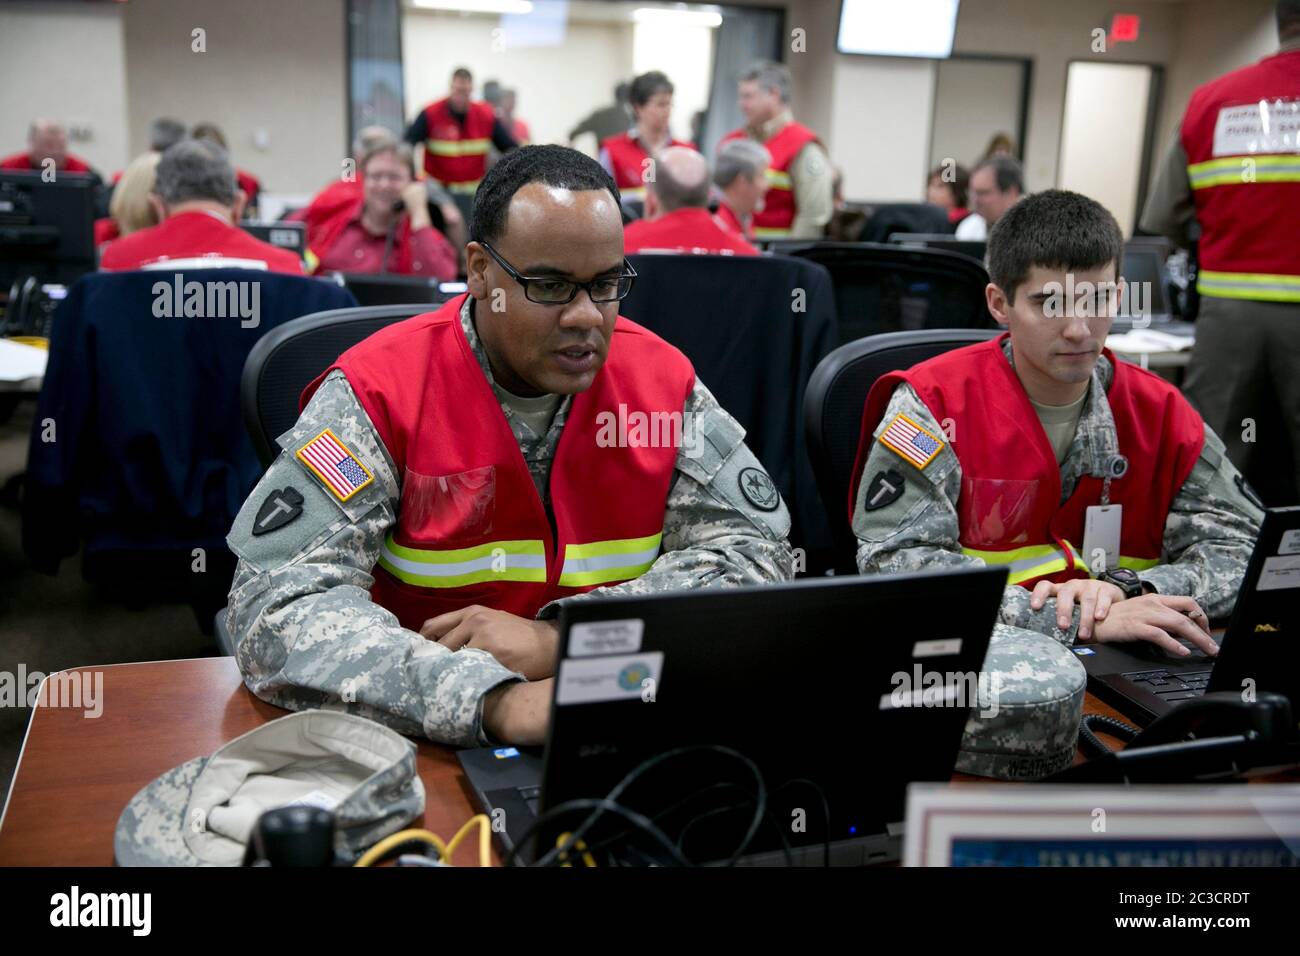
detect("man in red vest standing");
top-left (1141, 0), bottom-right (1300, 507)
top-left (405, 67), bottom-right (519, 219)
top-left (852, 190), bottom-right (1261, 654)
top-left (599, 70), bottom-right (695, 211)
top-left (225, 145), bottom-right (793, 748)
top-left (719, 61), bottom-right (831, 240)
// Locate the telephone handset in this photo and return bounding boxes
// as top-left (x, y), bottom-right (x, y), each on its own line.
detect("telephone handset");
top-left (1051, 692), bottom-right (1298, 782)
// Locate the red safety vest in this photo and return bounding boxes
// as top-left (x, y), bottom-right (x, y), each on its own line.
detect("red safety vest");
top-left (713, 201), bottom-right (748, 241)
top-left (419, 98), bottom-right (496, 191)
top-left (720, 121), bottom-right (819, 239)
top-left (601, 131), bottom-right (693, 201)
top-left (850, 335), bottom-right (1204, 588)
top-left (97, 210), bottom-right (304, 274)
top-left (1180, 47), bottom-right (1300, 302)
top-left (303, 194), bottom-right (416, 275)
top-left (302, 295), bottom-right (696, 629)
top-left (623, 207), bottom-right (758, 256)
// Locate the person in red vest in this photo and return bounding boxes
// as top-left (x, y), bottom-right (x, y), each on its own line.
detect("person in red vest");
top-left (1, 119), bottom-right (96, 175)
top-left (599, 70), bottom-right (695, 209)
top-left (1141, 0), bottom-right (1300, 507)
top-left (100, 139), bottom-right (302, 274)
top-left (404, 67), bottom-right (518, 204)
top-left (719, 61), bottom-right (831, 240)
top-left (224, 145), bottom-right (793, 747)
top-left (305, 140), bottom-right (457, 279)
top-left (191, 122), bottom-right (263, 217)
top-left (623, 146), bottom-right (757, 256)
top-left (852, 190), bottom-right (1261, 659)
top-left (712, 139), bottom-right (771, 244)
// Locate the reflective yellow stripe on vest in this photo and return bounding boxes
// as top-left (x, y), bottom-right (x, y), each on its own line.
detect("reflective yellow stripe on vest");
top-left (620, 186), bottom-right (647, 200)
top-left (751, 226), bottom-right (792, 239)
top-left (378, 536), bottom-right (547, 588)
top-left (765, 168), bottom-right (792, 191)
top-left (558, 532), bottom-right (662, 588)
top-left (1187, 154), bottom-right (1300, 189)
top-left (426, 137), bottom-right (491, 157)
top-left (963, 541), bottom-right (1161, 584)
top-left (1197, 270), bottom-right (1300, 303)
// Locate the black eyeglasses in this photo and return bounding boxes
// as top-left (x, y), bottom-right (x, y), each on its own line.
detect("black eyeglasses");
top-left (478, 240), bottom-right (637, 305)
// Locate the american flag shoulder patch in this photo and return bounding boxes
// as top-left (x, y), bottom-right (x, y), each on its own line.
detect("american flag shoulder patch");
top-left (878, 414), bottom-right (945, 470)
top-left (296, 428), bottom-right (375, 502)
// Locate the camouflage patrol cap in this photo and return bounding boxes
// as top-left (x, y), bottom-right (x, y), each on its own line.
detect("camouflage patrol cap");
top-left (114, 711), bottom-right (425, 866)
top-left (956, 624), bottom-right (1085, 779)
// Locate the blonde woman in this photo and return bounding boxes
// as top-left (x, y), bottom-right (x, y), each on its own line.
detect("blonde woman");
top-left (95, 151), bottom-right (161, 247)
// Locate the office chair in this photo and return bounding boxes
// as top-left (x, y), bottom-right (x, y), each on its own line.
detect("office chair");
top-left (776, 241), bottom-right (994, 345)
top-left (804, 328), bottom-right (1000, 573)
top-left (215, 302), bottom-right (432, 655)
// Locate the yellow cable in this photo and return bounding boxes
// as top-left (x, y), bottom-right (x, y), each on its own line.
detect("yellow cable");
top-left (353, 829), bottom-right (449, 867)
top-left (444, 814), bottom-right (493, 868)
top-left (555, 831), bottom-right (597, 867)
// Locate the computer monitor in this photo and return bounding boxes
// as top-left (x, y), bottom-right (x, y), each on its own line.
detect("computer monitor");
top-left (0, 170), bottom-right (97, 287)
top-left (1120, 239), bottom-right (1172, 323)
top-left (337, 272), bottom-right (460, 308)
top-left (888, 232), bottom-right (987, 264)
top-left (239, 220), bottom-right (306, 258)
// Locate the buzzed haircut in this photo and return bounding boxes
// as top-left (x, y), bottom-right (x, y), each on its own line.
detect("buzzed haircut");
top-left (471, 144), bottom-right (620, 244)
top-left (973, 155), bottom-right (1024, 195)
top-left (630, 71), bottom-right (673, 107)
top-left (153, 138), bottom-right (238, 207)
top-left (452, 66), bottom-right (473, 83)
top-left (149, 117), bottom-right (186, 152)
top-left (713, 139), bottom-right (769, 188)
top-left (986, 189), bottom-right (1123, 304)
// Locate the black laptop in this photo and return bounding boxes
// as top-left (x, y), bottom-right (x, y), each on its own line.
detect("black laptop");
top-left (1081, 506), bottom-right (1300, 725)
top-left (458, 567), bottom-right (1007, 866)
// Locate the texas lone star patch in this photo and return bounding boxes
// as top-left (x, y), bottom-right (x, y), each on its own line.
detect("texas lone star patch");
top-left (296, 428), bottom-right (374, 502)
top-left (878, 414), bottom-right (945, 470)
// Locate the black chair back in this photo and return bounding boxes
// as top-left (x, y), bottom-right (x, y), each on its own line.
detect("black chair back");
top-left (775, 241), bottom-right (994, 344)
top-left (241, 304), bottom-right (431, 465)
top-left (804, 328), bottom-right (1000, 572)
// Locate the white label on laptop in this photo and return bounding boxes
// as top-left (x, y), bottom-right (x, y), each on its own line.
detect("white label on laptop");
top-left (1258, 555), bottom-right (1300, 591)
top-left (912, 638), bottom-right (962, 658)
top-left (1082, 504), bottom-right (1122, 575)
top-left (1279, 530), bottom-right (1300, 556)
top-left (567, 619), bottom-right (644, 657)
top-left (555, 652), bottom-right (664, 706)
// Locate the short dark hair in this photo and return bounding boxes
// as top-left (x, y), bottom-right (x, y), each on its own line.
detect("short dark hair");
top-left (630, 71), bottom-right (673, 108)
top-left (973, 155), bottom-right (1024, 195)
top-left (148, 117), bottom-right (186, 152)
top-left (928, 162), bottom-right (970, 208)
top-left (986, 189), bottom-right (1123, 304)
top-left (1279, 0), bottom-right (1300, 36)
top-left (470, 144), bottom-right (620, 244)
top-left (452, 67), bottom-right (472, 83)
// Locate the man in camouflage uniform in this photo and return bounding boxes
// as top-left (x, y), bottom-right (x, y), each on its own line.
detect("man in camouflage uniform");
top-left (852, 190), bottom-right (1263, 776)
top-left (225, 146), bottom-right (793, 749)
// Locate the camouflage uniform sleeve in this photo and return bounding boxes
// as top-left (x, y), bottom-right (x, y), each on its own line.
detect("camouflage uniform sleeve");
top-left (852, 383), bottom-right (1082, 645)
top-left (539, 378), bottom-right (793, 616)
top-left (1138, 423), bottom-right (1265, 618)
top-left (225, 369), bottom-right (522, 748)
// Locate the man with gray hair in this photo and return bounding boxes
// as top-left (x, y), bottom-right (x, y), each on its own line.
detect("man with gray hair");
top-left (623, 145), bottom-right (757, 255)
top-left (713, 138), bottom-right (770, 243)
top-left (719, 61), bottom-right (831, 240)
top-left (100, 139), bottom-right (303, 273)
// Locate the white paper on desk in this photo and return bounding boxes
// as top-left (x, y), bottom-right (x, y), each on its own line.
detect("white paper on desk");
top-left (1258, 555), bottom-right (1300, 591)
top-left (0, 339), bottom-right (48, 382)
top-left (1105, 329), bottom-right (1195, 354)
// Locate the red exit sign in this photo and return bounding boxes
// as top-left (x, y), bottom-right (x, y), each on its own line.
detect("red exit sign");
top-left (1110, 13), bottom-right (1141, 43)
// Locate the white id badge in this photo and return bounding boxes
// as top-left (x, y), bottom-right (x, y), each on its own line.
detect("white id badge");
top-left (1082, 504), bottom-right (1122, 575)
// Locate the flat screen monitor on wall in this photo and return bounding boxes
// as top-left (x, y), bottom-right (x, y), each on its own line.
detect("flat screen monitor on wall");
top-left (836, 0), bottom-right (961, 59)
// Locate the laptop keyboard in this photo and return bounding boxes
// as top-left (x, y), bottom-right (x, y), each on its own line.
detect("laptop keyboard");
top-left (1121, 668), bottom-right (1213, 702)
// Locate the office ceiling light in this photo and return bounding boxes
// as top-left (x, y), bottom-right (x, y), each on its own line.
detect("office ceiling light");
top-left (412, 0), bottom-right (535, 14)
top-left (631, 7), bottom-right (723, 28)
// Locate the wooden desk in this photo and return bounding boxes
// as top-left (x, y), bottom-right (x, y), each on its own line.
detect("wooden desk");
top-left (0, 657), bottom-right (1284, 866)
top-left (0, 658), bottom-right (493, 867)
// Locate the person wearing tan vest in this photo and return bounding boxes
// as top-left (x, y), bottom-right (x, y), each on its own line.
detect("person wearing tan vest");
top-left (225, 146), bottom-right (793, 749)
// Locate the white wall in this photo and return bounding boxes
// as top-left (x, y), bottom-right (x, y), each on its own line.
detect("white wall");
top-left (0, 1), bottom-right (130, 173)
top-left (122, 0), bottom-right (347, 195)
top-left (403, 11), bottom-right (635, 148)
top-left (930, 57), bottom-right (1024, 170)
